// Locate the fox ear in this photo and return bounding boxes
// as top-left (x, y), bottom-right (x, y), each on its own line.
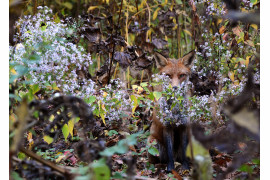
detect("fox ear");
top-left (181, 50), bottom-right (195, 67)
top-left (154, 52), bottom-right (168, 69)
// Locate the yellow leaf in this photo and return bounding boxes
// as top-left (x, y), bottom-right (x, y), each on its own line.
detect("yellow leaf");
top-left (27, 132), bottom-right (32, 141)
top-left (101, 104), bottom-right (106, 110)
top-left (246, 56), bottom-right (250, 67)
top-left (153, 8), bottom-right (160, 20)
top-left (234, 80), bottom-right (239, 85)
top-left (183, 29), bottom-right (192, 37)
top-left (138, 0), bottom-right (146, 10)
top-left (10, 68), bottom-right (17, 75)
top-left (250, 24), bottom-right (258, 30)
top-left (241, 7), bottom-right (248, 12)
top-left (137, 86), bottom-right (143, 94)
top-left (104, 130), bottom-right (109, 136)
top-left (44, 135), bottom-right (54, 144)
top-left (128, 6), bottom-right (137, 13)
top-left (161, 0), bottom-right (168, 7)
top-left (27, 132), bottom-right (34, 149)
top-left (103, 92), bottom-right (108, 97)
top-left (217, 18), bottom-right (223, 26)
top-left (170, 4), bottom-right (173, 11)
top-left (68, 119), bottom-right (74, 138)
top-left (67, 112), bottom-right (72, 117)
top-left (146, 29), bottom-right (152, 41)
top-left (100, 113), bottom-right (106, 125)
top-left (49, 115), bottom-right (55, 122)
top-left (87, 6), bottom-right (99, 12)
top-left (173, 18), bottom-right (176, 24)
top-left (55, 154), bottom-right (65, 163)
top-left (131, 95), bottom-right (138, 115)
top-left (52, 85), bottom-right (60, 91)
top-left (132, 85), bottom-right (138, 90)
top-left (172, 24), bottom-right (178, 31)
top-left (228, 71), bottom-right (234, 82)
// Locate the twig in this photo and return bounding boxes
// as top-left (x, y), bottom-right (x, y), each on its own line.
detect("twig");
top-left (107, 0), bottom-right (124, 85)
top-left (145, 2), bottom-right (151, 42)
top-left (119, 173), bottom-right (156, 180)
top-left (19, 146), bottom-right (71, 177)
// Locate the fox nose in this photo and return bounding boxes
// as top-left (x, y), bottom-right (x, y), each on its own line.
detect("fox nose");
top-left (173, 86), bottom-right (178, 91)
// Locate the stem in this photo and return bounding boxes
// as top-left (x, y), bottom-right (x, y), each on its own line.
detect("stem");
top-left (140, 70), bottom-right (144, 84)
top-left (127, 66), bottom-right (130, 89)
top-left (113, 62), bottom-right (119, 79)
top-left (126, 0), bottom-right (129, 44)
top-left (176, 15), bottom-right (181, 59)
top-left (107, 0), bottom-right (124, 85)
top-left (32, 0), bottom-right (37, 15)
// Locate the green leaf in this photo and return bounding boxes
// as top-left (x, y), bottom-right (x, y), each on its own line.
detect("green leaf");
top-left (85, 96), bottom-right (96, 104)
top-left (31, 84), bottom-right (40, 94)
top-left (40, 24), bottom-right (47, 31)
top-left (93, 108), bottom-right (99, 116)
top-left (131, 95), bottom-right (138, 114)
top-left (92, 158), bottom-right (111, 180)
top-left (175, 0), bottom-right (183, 4)
top-left (62, 2), bottom-right (73, 9)
top-left (148, 92), bottom-right (155, 101)
top-left (99, 132), bottom-right (141, 157)
top-left (29, 54), bottom-right (41, 62)
top-left (153, 91), bottom-right (162, 101)
top-left (111, 172), bottom-right (124, 179)
top-left (140, 82), bottom-right (148, 87)
top-left (250, 0), bottom-right (258, 5)
top-left (108, 130), bottom-right (118, 136)
top-left (52, 82), bottom-right (60, 91)
top-left (11, 171), bottom-right (23, 180)
top-left (148, 146), bottom-right (159, 156)
top-left (18, 152), bottom-right (26, 160)
top-left (239, 164), bottom-right (253, 173)
top-left (62, 124), bottom-right (69, 142)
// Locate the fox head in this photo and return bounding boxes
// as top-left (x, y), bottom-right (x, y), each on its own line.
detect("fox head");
top-left (154, 50), bottom-right (195, 88)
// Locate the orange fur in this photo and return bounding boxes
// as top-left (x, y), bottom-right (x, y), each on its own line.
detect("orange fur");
top-left (148, 50), bottom-right (195, 171)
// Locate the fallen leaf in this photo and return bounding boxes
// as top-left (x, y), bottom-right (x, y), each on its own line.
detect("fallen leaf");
top-left (219, 26), bottom-right (226, 34)
top-left (232, 26), bottom-right (242, 37)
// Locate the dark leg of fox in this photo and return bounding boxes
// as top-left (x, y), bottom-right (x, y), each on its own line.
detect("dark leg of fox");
top-left (180, 129), bottom-right (189, 170)
top-left (163, 128), bottom-right (175, 172)
top-left (175, 125), bottom-right (189, 170)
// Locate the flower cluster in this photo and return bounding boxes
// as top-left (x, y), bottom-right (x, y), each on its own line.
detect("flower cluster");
top-left (10, 6), bottom-right (95, 99)
top-left (95, 79), bottom-right (132, 123)
top-left (152, 74), bottom-right (191, 126)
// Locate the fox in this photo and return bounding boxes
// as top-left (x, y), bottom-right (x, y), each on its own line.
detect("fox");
top-left (148, 50), bottom-right (195, 172)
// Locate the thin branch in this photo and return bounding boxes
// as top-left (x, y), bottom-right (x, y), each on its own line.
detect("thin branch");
top-left (107, 0), bottom-right (124, 85)
top-left (19, 146), bottom-right (71, 177)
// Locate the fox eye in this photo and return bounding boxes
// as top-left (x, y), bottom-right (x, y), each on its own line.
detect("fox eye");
top-left (166, 74), bottom-right (172, 79)
top-left (179, 74), bottom-right (186, 78)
